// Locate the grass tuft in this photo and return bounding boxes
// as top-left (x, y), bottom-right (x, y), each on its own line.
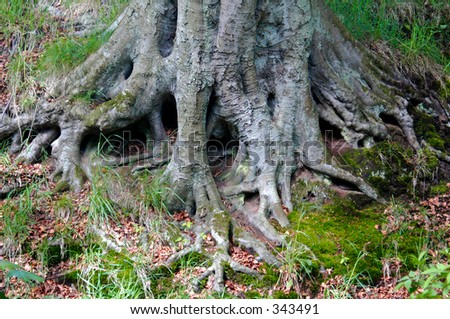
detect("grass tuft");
top-left (327, 0), bottom-right (450, 70)
top-left (37, 31), bottom-right (112, 76)
top-left (77, 247), bottom-right (151, 298)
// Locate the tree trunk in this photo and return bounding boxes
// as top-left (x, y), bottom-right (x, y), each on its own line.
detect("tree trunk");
top-left (1, 0), bottom-right (448, 292)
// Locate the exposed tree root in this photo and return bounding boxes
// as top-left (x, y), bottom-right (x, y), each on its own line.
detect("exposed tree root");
top-left (0, 184), bottom-right (24, 199)
top-left (16, 128), bottom-right (60, 164)
top-left (311, 164), bottom-right (386, 204)
top-left (162, 209), bottom-right (277, 292)
top-left (423, 141), bottom-right (450, 164)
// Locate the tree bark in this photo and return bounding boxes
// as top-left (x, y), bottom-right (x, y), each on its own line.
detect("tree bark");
top-left (1, 0), bottom-right (448, 292)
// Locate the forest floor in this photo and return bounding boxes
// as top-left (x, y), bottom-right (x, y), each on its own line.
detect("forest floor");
top-left (1, 154), bottom-right (449, 299)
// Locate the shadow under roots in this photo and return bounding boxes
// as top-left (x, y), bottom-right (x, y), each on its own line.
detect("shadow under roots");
top-left (157, 0), bottom-right (178, 58)
top-left (206, 115), bottom-right (240, 178)
top-left (81, 119), bottom-right (150, 160)
top-left (161, 93), bottom-right (178, 138)
top-left (205, 90), bottom-right (240, 177)
top-left (319, 118), bottom-right (351, 157)
top-left (207, 137), bottom-right (239, 177)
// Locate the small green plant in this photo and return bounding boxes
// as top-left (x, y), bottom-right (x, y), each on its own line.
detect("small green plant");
top-left (277, 235), bottom-right (315, 294)
top-left (0, 139), bottom-right (10, 153)
top-left (429, 182), bottom-right (449, 196)
top-left (400, 23), bottom-right (444, 64)
top-left (136, 169), bottom-right (171, 214)
top-left (71, 90), bottom-right (106, 106)
top-left (0, 140), bottom-right (12, 166)
top-left (326, 0), bottom-right (449, 68)
top-left (411, 148), bottom-right (439, 196)
top-left (54, 193), bottom-right (74, 221)
top-left (397, 249), bottom-right (450, 298)
top-left (37, 31), bottom-right (112, 76)
top-left (77, 247), bottom-right (151, 298)
top-left (1, 184), bottom-right (37, 257)
top-left (384, 198), bottom-right (410, 235)
top-left (322, 251), bottom-right (369, 299)
top-left (88, 168), bottom-right (118, 226)
top-left (0, 0), bottom-right (50, 49)
top-left (0, 259), bottom-right (44, 297)
top-left (62, 0), bottom-right (130, 27)
top-left (35, 239), bottom-right (64, 269)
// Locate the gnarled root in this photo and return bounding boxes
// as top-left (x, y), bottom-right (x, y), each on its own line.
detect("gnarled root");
top-left (311, 164), bottom-right (386, 204)
top-left (16, 128), bottom-right (60, 164)
top-left (50, 122), bottom-right (87, 191)
top-left (163, 207), bottom-right (278, 293)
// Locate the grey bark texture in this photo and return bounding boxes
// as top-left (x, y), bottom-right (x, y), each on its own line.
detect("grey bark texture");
top-left (1, 0), bottom-right (448, 291)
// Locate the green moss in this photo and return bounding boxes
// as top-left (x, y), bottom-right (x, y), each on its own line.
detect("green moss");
top-left (63, 270), bottom-right (81, 284)
top-left (272, 291), bottom-right (300, 299)
top-left (54, 180), bottom-right (70, 193)
top-left (367, 175), bottom-right (390, 191)
top-left (84, 91), bottom-right (136, 127)
top-left (339, 140), bottom-right (440, 197)
top-left (55, 194), bottom-right (73, 211)
top-left (222, 262), bottom-right (278, 292)
top-left (427, 137), bottom-right (445, 151)
top-left (429, 182), bottom-right (449, 196)
top-left (290, 202), bottom-right (385, 283)
top-left (148, 265), bottom-right (175, 298)
top-left (411, 107), bottom-right (448, 152)
top-left (289, 196), bottom-right (433, 289)
top-left (323, 198), bottom-right (358, 215)
top-left (244, 291), bottom-right (262, 299)
top-left (211, 211), bottom-right (232, 240)
top-left (210, 291), bottom-right (237, 299)
top-left (261, 264), bottom-right (280, 286)
top-left (36, 239), bottom-right (84, 268)
top-left (233, 272), bottom-right (274, 290)
top-left (233, 273), bottom-right (256, 286)
top-left (74, 165), bottom-right (86, 183)
top-left (422, 148), bottom-right (439, 171)
top-left (171, 251), bottom-right (209, 271)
